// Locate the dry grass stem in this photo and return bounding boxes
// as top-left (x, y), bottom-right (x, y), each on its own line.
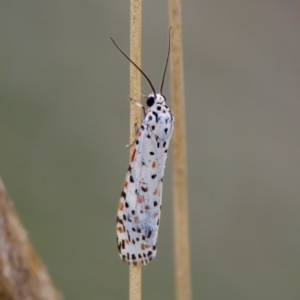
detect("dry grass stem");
top-left (129, 0), bottom-right (142, 299)
top-left (0, 179), bottom-right (61, 300)
top-left (168, 0), bottom-right (192, 299)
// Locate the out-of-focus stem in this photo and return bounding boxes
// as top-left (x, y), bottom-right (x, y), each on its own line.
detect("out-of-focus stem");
top-left (168, 0), bottom-right (192, 299)
top-left (0, 179), bottom-right (61, 300)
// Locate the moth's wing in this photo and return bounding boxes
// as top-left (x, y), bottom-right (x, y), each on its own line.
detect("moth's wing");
top-left (116, 126), bottom-right (151, 265)
top-left (133, 108), bottom-right (174, 263)
top-left (116, 107), bottom-right (174, 266)
top-left (128, 111), bottom-right (173, 265)
top-left (130, 128), bottom-right (164, 265)
top-left (116, 162), bottom-right (138, 263)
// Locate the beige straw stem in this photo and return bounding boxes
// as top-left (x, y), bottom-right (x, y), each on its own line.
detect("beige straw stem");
top-left (129, 0), bottom-right (142, 299)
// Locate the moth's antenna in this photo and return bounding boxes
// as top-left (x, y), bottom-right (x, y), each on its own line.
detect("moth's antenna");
top-left (111, 38), bottom-right (156, 97)
top-left (160, 27), bottom-right (171, 94)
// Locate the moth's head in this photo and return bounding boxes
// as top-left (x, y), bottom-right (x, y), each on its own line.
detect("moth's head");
top-left (147, 93), bottom-right (166, 107)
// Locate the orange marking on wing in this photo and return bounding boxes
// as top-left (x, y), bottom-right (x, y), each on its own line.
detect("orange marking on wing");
top-left (145, 244), bottom-right (150, 249)
top-left (126, 240), bottom-right (129, 245)
top-left (134, 216), bottom-right (139, 223)
top-left (138, 132), bottom-right (142, 136)
top-left (141, 244), bottom-right (145, 250)
top-left (152, 161), bottom-right (156, 168)
top-left (138, 197), bottom-right (143, 203)
top-left (153, 189), bottom-right (158, 195)
top-left (153, 212), bottom-right (159, 218)
top-left (117, 227), bottom-right (124, 233)
top-left (124, 181), bottom-right (128, 188)
top-left (119, 202), bottom-right (124, 211)
top-left (131, 149), bottom-right (136, 162)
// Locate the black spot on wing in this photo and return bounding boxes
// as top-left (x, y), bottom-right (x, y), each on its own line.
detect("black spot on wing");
top-left (152, 111), bottom-right (158, 122)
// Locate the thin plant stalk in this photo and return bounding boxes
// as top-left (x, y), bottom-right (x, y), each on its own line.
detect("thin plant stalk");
top-left (168, 0), bottom-right (192, 299)
top-left (129, 0), bottom-right (142, 299)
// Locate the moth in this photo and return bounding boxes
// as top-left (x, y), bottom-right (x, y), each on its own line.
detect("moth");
top-left (112, 29), bottom-right (174, 265)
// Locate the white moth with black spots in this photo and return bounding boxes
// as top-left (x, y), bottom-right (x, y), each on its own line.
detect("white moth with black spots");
top-left (111, 29), bottom-right (174, 265)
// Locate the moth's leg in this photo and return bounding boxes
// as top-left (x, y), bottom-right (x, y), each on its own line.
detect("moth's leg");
top-left (129, 96), bottom-right (146, 118)
top-left (134, 123), bottom-right (139, 135)
top-left (126, 123), bottom-right (139, 148)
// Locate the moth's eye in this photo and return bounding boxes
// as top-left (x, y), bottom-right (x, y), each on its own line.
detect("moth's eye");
top-left (146, 96), bottom-right (155, 107)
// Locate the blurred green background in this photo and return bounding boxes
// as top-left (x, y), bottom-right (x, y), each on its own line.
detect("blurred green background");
top-left (1, 0), bottom-right (300, 299)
